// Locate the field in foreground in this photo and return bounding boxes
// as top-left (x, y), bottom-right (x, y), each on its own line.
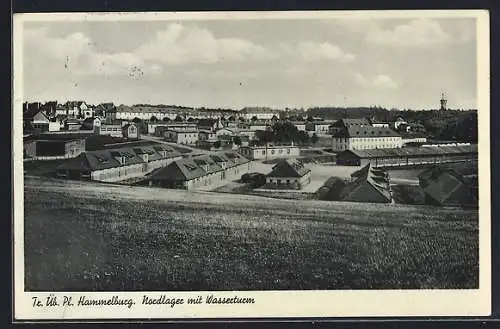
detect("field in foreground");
top-left (23, 176), bottom-right (478, 291)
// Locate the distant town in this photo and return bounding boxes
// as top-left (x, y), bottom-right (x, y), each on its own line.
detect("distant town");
top-left (22, 93), bottom-right (478, 207)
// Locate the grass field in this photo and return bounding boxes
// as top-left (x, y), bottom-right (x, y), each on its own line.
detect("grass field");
top-left (23, 176), bottom-right (478, 291)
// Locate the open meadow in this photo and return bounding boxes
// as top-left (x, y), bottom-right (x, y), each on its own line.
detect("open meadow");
top-left (23, 176), bottom-right (478, 291)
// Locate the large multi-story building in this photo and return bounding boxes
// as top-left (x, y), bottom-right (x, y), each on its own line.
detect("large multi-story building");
top-left (332, 126), bottom-right (402, 152)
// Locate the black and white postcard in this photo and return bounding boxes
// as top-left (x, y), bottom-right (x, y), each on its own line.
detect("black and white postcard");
top-left (13, 10), bottom-right (491, 320)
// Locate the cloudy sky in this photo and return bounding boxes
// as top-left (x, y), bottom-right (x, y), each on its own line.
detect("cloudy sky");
top-left (21, 15), bottom-right (477, 110)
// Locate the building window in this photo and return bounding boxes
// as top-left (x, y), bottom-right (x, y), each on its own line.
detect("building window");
top-left (277, 179), bottom-right (281, 184)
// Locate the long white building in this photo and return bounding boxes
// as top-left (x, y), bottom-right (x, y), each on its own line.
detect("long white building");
top-left (115, 105), bottom-right (187, 120)
top-left (115, 105), bottom-right (237, 121)
top-left (332, 126), bottom-right (402, 152)
top-left (239, 144), bottom-right (300, 160)
top-left (239, 107), bottom-right (281, 120)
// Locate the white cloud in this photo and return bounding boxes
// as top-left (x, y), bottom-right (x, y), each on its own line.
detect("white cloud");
top-left (365, 19), bottom-right (452, 47)
top-left (294, 41), bottom-right (355, 62)
top-left (373, 74), bottom-right (398, 89)
top-left (134, 23), bottom-right (274, 65)
top-left (85, 52), bottom-right (163, 77)
top-left (24, 28), bottom-right (93, 59)
top-left (355, 73), bottom-right (398, 90)
top-left (354, 73), bottom-right (368, 86)
top-left (24, 27), bottom-right (161, 77)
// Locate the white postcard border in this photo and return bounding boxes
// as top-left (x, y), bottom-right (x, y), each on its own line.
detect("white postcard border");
top-left (13, 10), bottom-right (491, 320)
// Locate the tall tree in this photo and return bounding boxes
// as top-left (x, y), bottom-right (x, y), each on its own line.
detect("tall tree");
top-left (255, 130), bottom-right (275, 145)
top-left (311, 133), bottom-right (319, 144)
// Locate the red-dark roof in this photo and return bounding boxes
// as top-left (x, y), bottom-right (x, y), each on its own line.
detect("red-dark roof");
top-left (56, 145), bottom-right (181, 171)
top-left (340, 164), bottom-right (391, 202)
top-left (267, 159), bottom-right (310, 178)
top-left (339, 144), bottom-right (477, 159)
top-left (148, 160), bottom-right (207, 181)
top-left (332, 126), bottom-right (400, 138)
top-left (418, 166), bottom-right (475, 205)
top-left (147, 151), bottom-right (249, 182)
top-left (331, 118), bottom-right (371, 128)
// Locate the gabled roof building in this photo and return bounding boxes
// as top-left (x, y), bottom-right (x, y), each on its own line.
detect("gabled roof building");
top-left (146, 151), bottom-right (252, 190)
top-left (334, 164), bottom-right (392, 203)
top-left (418, 166), bottom-right (478, 207)
top-left (56, 144), bottom-right (182, 182)
top-left (265, 159), bottom-right (311, 190)
top-left (24, 136), bottom-right (86, 161)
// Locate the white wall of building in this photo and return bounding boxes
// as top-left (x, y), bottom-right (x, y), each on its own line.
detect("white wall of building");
top-left (314, 124), bottom-right (330, 134)
top-left (240, 146), bottom-right (300, 160)
top-left (332, 136), bottom-right (403, 151)
top-left (48, 122), bottom-right (60, 132)
top-left (100, 125), bottom-right (123, 137)
top-left (402, 137), bottom-right (428, 144)
top-left (242, 113), bottom-right (278, 120)
top-left (165, 131), bottom-right (199, 145)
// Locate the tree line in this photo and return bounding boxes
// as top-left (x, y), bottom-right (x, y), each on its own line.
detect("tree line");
top-left (250, 122), bottom-right (318, 147)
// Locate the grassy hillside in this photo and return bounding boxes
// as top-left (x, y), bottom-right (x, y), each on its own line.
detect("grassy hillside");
top-left (23, 177), bottom-right (478, 291)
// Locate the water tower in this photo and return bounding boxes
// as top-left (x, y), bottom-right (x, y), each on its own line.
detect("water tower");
top-left (440, 93), bottom-right (447, 110)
